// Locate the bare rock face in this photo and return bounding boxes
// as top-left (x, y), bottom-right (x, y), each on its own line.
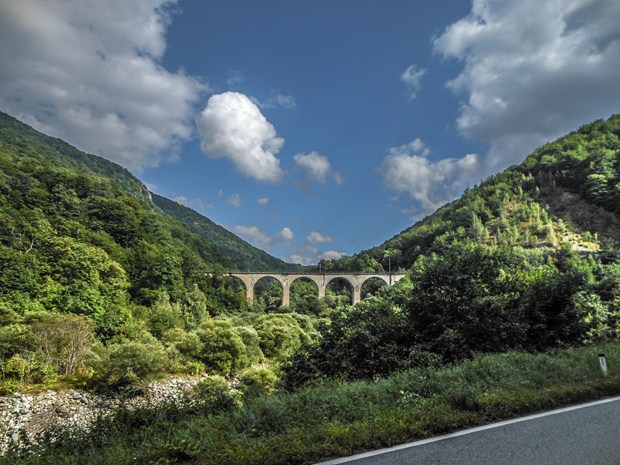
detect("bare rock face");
top-left (0, 376), bottom-right (206, 454)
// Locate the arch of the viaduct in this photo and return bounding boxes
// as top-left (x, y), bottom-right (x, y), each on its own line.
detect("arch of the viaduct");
top-left (222, 272), bottom-right (406, 307)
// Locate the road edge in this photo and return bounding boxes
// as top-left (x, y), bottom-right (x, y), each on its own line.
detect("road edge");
top-left (315, 396), bottom-right (620, 464)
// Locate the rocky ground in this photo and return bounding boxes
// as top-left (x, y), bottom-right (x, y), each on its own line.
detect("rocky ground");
top-left (0, 376), bottom-right (207, 454)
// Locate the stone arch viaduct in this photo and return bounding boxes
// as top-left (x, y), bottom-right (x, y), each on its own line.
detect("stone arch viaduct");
top-left (221, 272), bottom-right (407, 307)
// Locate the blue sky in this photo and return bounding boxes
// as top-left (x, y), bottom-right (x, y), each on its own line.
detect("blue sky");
top-left (1, 1), bottom-right (620, 265)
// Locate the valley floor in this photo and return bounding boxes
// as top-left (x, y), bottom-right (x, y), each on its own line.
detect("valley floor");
top-left (1, 342), bottom-right (619, 465)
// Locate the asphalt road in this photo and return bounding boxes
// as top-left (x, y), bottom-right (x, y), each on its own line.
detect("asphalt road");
top-left (316, 397), bottom-right (620, 465)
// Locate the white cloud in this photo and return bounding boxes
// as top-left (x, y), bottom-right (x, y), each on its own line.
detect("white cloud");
top-left (197, 92), bottom-right (285, 183)
top-left (289, 254), bottom-right (308, 265)
top-left (433, 0), bottom-right (620, 170)
top-left (173, 196), bottom-right (207, 211)
top-left (257, 93), bottom-right (297, 110)
top-left (294, 151), bottom-right (343, 185)
top-left (289, 246), bottom-right (346, 265)
top-left (227, 193), bottom-right (241, 208)
top-left (233, 225), bottom-right (273, 249)
top-left (0, 0), bottom-right (205, 171)
top-left (173, 196), bottom-right (190, 207)
top-left (319, 250), bottom-right (346, 261)
top-left (307, 231), bottom-right (335, 245)
top-left (295, 152), bottom-right (331, 183)
top-left (401, 64), bottom-right (427, 99)
top-left (257, 197), bottom-right (269, 206)
top-left (380, 138), bottom-right (479, 214)
top-left (277, 227), bottom-right (294, 241)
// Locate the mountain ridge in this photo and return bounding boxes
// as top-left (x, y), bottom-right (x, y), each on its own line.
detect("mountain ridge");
top-left (151, 193), bottom-right (303, 272)
top-left (0, 110), bottom-right (297, 274)
top-left (320, 114), bottom-right (620, 272)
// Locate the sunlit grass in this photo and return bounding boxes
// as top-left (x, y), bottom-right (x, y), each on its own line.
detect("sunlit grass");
top-left (3, 342), bottom-right (620, 465)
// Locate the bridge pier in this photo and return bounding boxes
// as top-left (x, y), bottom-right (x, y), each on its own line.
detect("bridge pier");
top-left (282, 278), bottom-right (290, 307)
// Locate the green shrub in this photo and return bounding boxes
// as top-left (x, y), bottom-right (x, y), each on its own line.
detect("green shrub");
top-left (2, 353), bottom-right (28, 381)
top-left (254, 314), bottom-right (313, 362)
top-left (196, 320), bottom-right (248, 375)
top-left (238, 365), bottom-right (278, 399)
top-left (90, 341), bottom-right (169, 391)
top-left (194, 375), bottom-right (242, 413)
top-left (0, 379), bottom-right (21, 396)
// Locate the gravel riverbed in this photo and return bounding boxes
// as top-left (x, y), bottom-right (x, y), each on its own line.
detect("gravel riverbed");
top-left (0, 376), bottom-right (207, 453)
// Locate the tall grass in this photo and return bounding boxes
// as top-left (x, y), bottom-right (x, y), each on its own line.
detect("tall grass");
top-left (4, 342), bottom-right (620, 465)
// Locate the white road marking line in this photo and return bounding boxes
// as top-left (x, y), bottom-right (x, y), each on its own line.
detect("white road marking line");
top-left (316, 396), bottom-right (620, 464)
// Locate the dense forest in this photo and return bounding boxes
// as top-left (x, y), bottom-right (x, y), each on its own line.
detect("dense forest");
top-left (0, 111), bottom-right (619, 401)
top-left (286, 115), bottom-right (620, 386)
top-left (0, 111), bottom-right (309, 394)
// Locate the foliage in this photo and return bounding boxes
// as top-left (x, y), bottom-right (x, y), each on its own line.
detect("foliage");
top-left (5, 343), bottom-right (620, 465)
top-left (89, 340), bottom-right (169, 391)
top-left (238, 365), bottom-right (279, 398)
top-left (195, 319), bottom-right (250, 375)
top-left (0, 111), bottom-right (311, 391)
top-left (322, 114), bottom-right (620, 273)
top-left (194, 375), bottom-right (242, 413)
top-left (285, 242), bottom-right (619, 384)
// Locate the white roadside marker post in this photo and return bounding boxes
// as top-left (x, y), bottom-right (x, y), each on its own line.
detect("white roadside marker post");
top-left (598, 353), bottom-right (608, 376)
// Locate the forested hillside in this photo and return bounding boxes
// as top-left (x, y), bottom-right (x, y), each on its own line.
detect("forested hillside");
top-left (152, 193), bottom-right (302, 272)
top-left (322, 115), bottom-right (620, 273)
top-left (1, 110), bottom-right (619, 404)
top-left (0, 112), bottom-right (315, 394)
top-left (284, 115), bottom-right (620, 386)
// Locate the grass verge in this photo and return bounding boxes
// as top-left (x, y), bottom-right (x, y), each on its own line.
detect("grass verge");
top-left (3, 342), bottom-right (620, 465)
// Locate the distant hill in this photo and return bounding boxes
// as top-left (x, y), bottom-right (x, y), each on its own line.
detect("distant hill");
top-left (0, 111), bottom-right (297, 321)
top-left (321, 114), bottom-right (620, 272)
top-left (152, 193), bottom-right (303, 272)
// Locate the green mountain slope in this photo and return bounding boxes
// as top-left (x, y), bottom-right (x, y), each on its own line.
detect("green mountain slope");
top-left (323, 114), bottom-right (620, 272)
top-left (0, 112), bottom-right (152, 203)
top-left (0, 111), bottom-right (298, 330)
top-left (152, 193), bottom-right (303, 272)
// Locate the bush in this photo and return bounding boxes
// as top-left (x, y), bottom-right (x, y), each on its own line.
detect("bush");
top-left (91, 341), bottom-right (169, 392)
top-left (194, 375), bottom-right (242, 413)
top-left (196, 320), bottom-right (248, 375)
top-left (254, 314), bottom-right (314, 362)
top-left (238, 365), bottom-right (278, 399)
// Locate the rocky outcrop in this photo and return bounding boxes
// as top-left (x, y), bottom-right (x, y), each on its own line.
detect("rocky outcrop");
top-left (0, 376), bottom-right (206, 454)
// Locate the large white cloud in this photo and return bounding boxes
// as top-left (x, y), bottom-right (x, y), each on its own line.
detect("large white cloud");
top-left (380, 139), bottom-right (479, 214)
top-left (0, 0), bottom-right (204, 171)
top-left (433, 0), bottom-right (620, 170)
top-left (197, 92), bottom-right (285, 183)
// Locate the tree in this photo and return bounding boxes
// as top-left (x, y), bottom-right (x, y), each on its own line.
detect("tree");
top-left (196, 319), bottom-right (249, 375)
top-left (406, 244), bottom-right (528, 361)
top-left (30, 313), bottom-right (95, 375)
top-left (253, 314), bottom-right (314, 362)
